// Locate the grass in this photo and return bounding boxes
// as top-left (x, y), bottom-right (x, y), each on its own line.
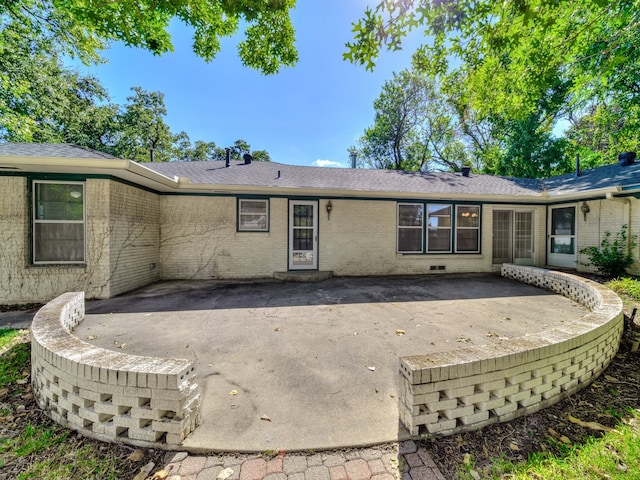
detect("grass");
top-left (606, 277), bottom-right (640, 302)
top-left (0, 331), bottom-right (154, 479)
top-left (476, 409), bottom-right (640, 479)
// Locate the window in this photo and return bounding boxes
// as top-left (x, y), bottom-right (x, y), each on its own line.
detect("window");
top-left (397, 204), bottom-right (423, 252)
top-left (427, 205), bottom-right (452, 252)
top-left (238, 199), bottom-right (269, 231)
top-left (456, 205), bottom-right (480, 252)
top-left (33, 181), bottom-right (85, 263)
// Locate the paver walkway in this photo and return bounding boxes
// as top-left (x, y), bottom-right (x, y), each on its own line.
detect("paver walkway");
top-left (158, 441), bottom-right (446, 480)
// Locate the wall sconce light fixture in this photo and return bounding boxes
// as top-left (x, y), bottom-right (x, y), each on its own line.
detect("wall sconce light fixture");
top-left (326, 200), bottom-right (333, 220)
top-left (580, 201), bottom-right (590, 221)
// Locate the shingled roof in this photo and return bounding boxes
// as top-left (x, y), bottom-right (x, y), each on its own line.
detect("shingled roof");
top-left (145, 160), bottom-right (544, 197)
top-left (0, 143), bottom-right (118, 159)
top-left (2, 143), bottom-right (640, 198)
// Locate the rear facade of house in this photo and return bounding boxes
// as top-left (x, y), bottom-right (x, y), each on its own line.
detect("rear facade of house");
top-left (1, 143), bottom-right (639, 305)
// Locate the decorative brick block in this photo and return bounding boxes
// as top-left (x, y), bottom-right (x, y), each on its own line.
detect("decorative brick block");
top-left (31, 292), bottom-right (201, 449)
top-left (399, 266), bottom-right (623, 438)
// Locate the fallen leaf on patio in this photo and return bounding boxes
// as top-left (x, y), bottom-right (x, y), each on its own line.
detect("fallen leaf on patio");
top-left (368, 366), bottom-right (376, 371)
top-left (485, 332), bottom-right (498, 337)
top-left (456, 336), bottom-right (472, 343)
top-left (274, 327), bottom-right (280, 332)
top-left (217, 467), bottom-right (234, 480)
top-left (395, 329), bottom-right (405, 336)
top-left (119, 343), bottom-right (127, 349)
top-left (229, 390), bottom-right (238, 396)
top-left (509, 442), bottom-right (520, 451)
top-left (568, 415), bottom-right (614, 432)
top-left (145, 313), bottom-right (151, 317)
top-left (150, 470), bottom-right (168, 480)
top-left (208, 363), bottom-right (213, 367)
top-left (127, 449), bottom-right (145, 462)
top-left (86, 335), bottom-right (98, 340)
top-left (375, 388), bottom-right (379, 393)
top-left (261, 415), bottom-right (271, 421)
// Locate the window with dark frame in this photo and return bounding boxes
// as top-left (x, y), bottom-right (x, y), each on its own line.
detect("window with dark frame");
top-left (397, 203), bottom-right (423, 252)
top-left (32, 181), bottom-right (85, 264)
top-left (397, 202), bottom-right (481, 254)
top-left (238, 199), bottom-right (269, 231)
top-left (427, 204), bottom-right (452, 252)
top-left (455, 205), bottom-right (481, 253)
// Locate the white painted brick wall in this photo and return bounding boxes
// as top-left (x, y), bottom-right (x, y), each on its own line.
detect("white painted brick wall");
top-left (31, 292), bottom-right (200, 448)
top-left (399, 265), bottom-right (624, 436)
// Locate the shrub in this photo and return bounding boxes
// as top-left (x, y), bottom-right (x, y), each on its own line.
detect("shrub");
top-left (580, 224), bottom-right (636, 278)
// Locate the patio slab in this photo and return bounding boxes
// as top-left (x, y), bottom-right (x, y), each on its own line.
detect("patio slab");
top-left (13, 273), bottom-right (590, 452)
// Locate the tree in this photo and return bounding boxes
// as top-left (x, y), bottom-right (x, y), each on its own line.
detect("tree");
top-left (115, 87), bottom-right (174, 162)
top-left (347, 1), bottom-right (640, 176)
top-left (358, 70), bottom-right (466, 172)
top-left (2, 0), bottom-right (298, 74)
top-left (346, 1), bottom-right (640, 120)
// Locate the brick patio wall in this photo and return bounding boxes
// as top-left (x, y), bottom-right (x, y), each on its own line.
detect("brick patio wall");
top-left (399, 265), bottom-right (624, 436)
top-left (31, 292), bottom-right (200, 448)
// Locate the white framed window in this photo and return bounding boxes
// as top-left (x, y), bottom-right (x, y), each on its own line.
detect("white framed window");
top-left (455, 205), bottom-right (481, 253)
top-left (397, 203), bottom-right (423, 252)
top-left (32, 180), bottom-right (85, 264)
top-left (427, 204), bottom-right (452, 252)
top-left (238, 199), bottom-right (269, 231)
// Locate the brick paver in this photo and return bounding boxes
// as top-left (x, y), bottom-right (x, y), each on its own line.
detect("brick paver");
top-left (151, 441), bottom-right (447, 480)
top-left (240, 458), bottom-right (267, 480)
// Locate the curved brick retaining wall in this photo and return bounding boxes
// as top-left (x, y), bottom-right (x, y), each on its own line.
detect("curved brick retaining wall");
top-left (31, 292), bottom-right (200, 448)
top-left (399, 265), bottom-right (624, 437)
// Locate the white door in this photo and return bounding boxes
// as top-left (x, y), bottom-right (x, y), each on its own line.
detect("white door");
top-left (548, 205), bottom-right (577, 268)
top-left (289, 200), bottom-right (318, 270)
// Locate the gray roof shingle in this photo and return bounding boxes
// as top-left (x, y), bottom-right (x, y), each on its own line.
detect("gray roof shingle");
top-left (2, 143), bottom-right (640, 197)
top-left (0, 143), bottom-right (118, 159)
top-left (146, 160), bottom-right (544, 196)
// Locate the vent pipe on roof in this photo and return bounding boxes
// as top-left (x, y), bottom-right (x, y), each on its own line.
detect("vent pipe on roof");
top-left (461, 166), bottom-right (471, 177)
top-left (243, 153), bottom-right (253, 165)
top-left (575, 154), bottom-right (580, 177)
top-left (225, 147), bottom-right (231, 167)
top-left (277, 170), bottom-right (281, 179)
top-left (619, 151), bottom-right (636, 166)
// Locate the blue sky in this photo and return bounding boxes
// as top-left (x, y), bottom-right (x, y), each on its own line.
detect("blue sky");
top-left (75, 1), bottom-right (422, 167)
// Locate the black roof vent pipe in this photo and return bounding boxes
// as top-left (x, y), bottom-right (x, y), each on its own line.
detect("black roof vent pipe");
top-left (243, 153), bottom-right (253, 165)
top-left (619, 151), bottom-right (636, 166)
top-left (461, 166), bottom-right (471, 177)
top-left (575, 154), bottom-right (580, 177)
top-left (225, 147), bottom-right (231, 167)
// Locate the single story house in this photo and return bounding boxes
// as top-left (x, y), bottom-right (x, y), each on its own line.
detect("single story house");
top-left (1, 143), bottom-right (638, 305)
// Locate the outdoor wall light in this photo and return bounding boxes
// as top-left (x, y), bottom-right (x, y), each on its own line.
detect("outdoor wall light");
top-left (580, 201), bottom-right (590, 221)
top-left (326, 200), bottom-right (333, 220)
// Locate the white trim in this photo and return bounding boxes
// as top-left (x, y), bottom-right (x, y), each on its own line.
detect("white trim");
top-left (288, 200), bottom-right (318, 270)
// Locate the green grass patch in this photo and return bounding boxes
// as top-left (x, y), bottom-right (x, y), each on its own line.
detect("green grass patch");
top-left (472, 409), bottom-right (640, 479)
top-left (1, 429), bottom-right (127, 480)
top-left (0, 340), bottom-right (30, 388)
top-left (0, 328), bottom-right (23, 350)
top-left (605, 277), bottom-right (640, 301)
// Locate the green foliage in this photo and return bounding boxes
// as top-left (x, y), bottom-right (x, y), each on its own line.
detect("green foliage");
top-left (358, 69), bottom-right (466, 172)
top-left (347, 0), bottom-right (640, 176)
top-left (2, 0), bottom-right (298, 74)
top-left (0, 341), bottom-right (30, 387)
top-left (484, 410), bottom-right (640, 479)
top-left (580, 225), bottom-right (637, 278)
top-left (605, 277), bottom-right (640, 301)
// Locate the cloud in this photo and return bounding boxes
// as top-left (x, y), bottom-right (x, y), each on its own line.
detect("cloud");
top-left (312, 159), bottom-right (344, 168)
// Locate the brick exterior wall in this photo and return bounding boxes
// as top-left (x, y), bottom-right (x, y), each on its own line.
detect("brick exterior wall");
top-left (398, 265), bottom-right (624, 436)
top-left (31, 292), bottom-right (200, 447)
top-left (2, 174), bottom-right (637, 304)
